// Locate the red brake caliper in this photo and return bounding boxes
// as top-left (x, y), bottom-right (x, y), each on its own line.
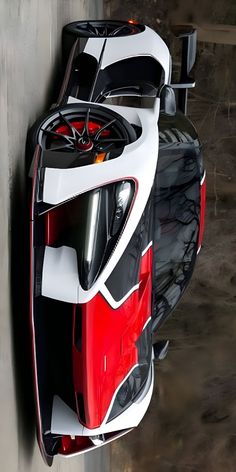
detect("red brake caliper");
top-left (54, 120), bottom-right (111, 138)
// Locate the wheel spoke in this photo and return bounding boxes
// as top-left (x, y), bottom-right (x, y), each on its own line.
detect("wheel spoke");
top-left (94, 119), bottom-right (116, 140)
top-left (95, 138), bottom-right (127, 143)
top-left (82, 107), bottom-right (90, 137)
top-left (97, 143), bottom-right (114, 153)
top-left (59, 112), bottom-right (82, 138)
top-left (42, 128), bottom-right (74, 142)
top-left (94, 26), bottom-right (100, 36)
top-left (110, 25), bottom-right (127, 37)
top-left (87, 28), bottom-right (96, 36)
top-left (49, 143), bottom-right (74, 152)
top-left (76, 27), bottom-right (92, 37)
top-left (87, 22), bottom-right (97, 36)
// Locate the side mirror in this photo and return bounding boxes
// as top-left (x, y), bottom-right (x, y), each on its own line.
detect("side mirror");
top-left (153, 340), bottom-right (170, 361)
top-left (159, 86), bottom-right (176, 116)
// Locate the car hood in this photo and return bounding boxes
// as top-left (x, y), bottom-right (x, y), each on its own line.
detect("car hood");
top-left (72, 245), bottom-right (153, 429)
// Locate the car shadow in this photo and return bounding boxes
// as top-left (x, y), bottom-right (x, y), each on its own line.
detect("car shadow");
top-left (10, 159), bottom-right (36, 460)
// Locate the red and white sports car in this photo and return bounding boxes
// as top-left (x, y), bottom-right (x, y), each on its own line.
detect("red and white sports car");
top-left (28, 20), bottom-right (206, 465)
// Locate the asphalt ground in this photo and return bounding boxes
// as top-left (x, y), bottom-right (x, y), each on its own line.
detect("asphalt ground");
top-left (0, 2), bottom-right (111, 471)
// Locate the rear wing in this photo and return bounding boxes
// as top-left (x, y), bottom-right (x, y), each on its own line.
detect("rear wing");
top-left (171, 25), bottom-right (197, 114)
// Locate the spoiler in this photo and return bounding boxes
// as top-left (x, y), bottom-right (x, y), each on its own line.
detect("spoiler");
top-left (171, 25), bottom-right (197, 114)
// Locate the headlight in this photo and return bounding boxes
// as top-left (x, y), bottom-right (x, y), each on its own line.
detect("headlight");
top-left (111, 181), bottom-right (132, 236)
top-left (107, 321), bottom-right (152, 422)
top-left (75, 180), bottom-right (134, 290)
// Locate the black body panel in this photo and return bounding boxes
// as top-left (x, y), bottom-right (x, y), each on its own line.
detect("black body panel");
top-left (105, 195), bottom-right (153, 302)
top-left (66, 52), bottom-right (98, 101)
top-left (33, 297), bottom-right (75, 432)
top-left (92, 56), bottom-right (164, 102)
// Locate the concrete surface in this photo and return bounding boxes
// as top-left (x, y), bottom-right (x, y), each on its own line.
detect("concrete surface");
top-left (0, 2), bottom-right (111, 472)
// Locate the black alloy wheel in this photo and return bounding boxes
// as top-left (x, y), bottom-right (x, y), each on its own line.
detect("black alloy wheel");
top-left (37, 104), bottom-right (136, 160)
top-left (63, 20), bottom-right (144, 39)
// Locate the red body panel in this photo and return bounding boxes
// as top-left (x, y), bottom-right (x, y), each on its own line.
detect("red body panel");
top-left (198, 177), bottom-right (206, 249)
top-left (72, 247), bottom-right (153, 429)
top-left (44, 197), bottom-right (81, 246)
top-left (59, 435), bottom-right (92, 455)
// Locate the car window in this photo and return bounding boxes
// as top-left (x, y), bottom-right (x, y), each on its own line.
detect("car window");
top-left (152, 143), bottom-right (201, 330)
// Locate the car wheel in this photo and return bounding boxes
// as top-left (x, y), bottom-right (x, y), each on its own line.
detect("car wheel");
top-left (64, 19), bottom-right (144, 38)
top-left (28, 103), bottom-right (136, 158)
top-left (62, 20), bottom-right (144, 60)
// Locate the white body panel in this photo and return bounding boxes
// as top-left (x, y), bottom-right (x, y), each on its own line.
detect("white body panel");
top-left (100, 283), bottom-right (140, 309)
top-left (84, 26), bottom-right (171, 83)
top-left (41, 100), bottom-right (160, 303)
top-left (83, 37), bottom-right (105, 62)
top-left (42, 246), bottom-right (79, 303)
top-left (51, 363), bottom-right (154, 436)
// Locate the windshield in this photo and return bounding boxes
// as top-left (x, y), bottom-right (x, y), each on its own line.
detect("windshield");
top-left (152, 142), bottom-right (201, 330)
